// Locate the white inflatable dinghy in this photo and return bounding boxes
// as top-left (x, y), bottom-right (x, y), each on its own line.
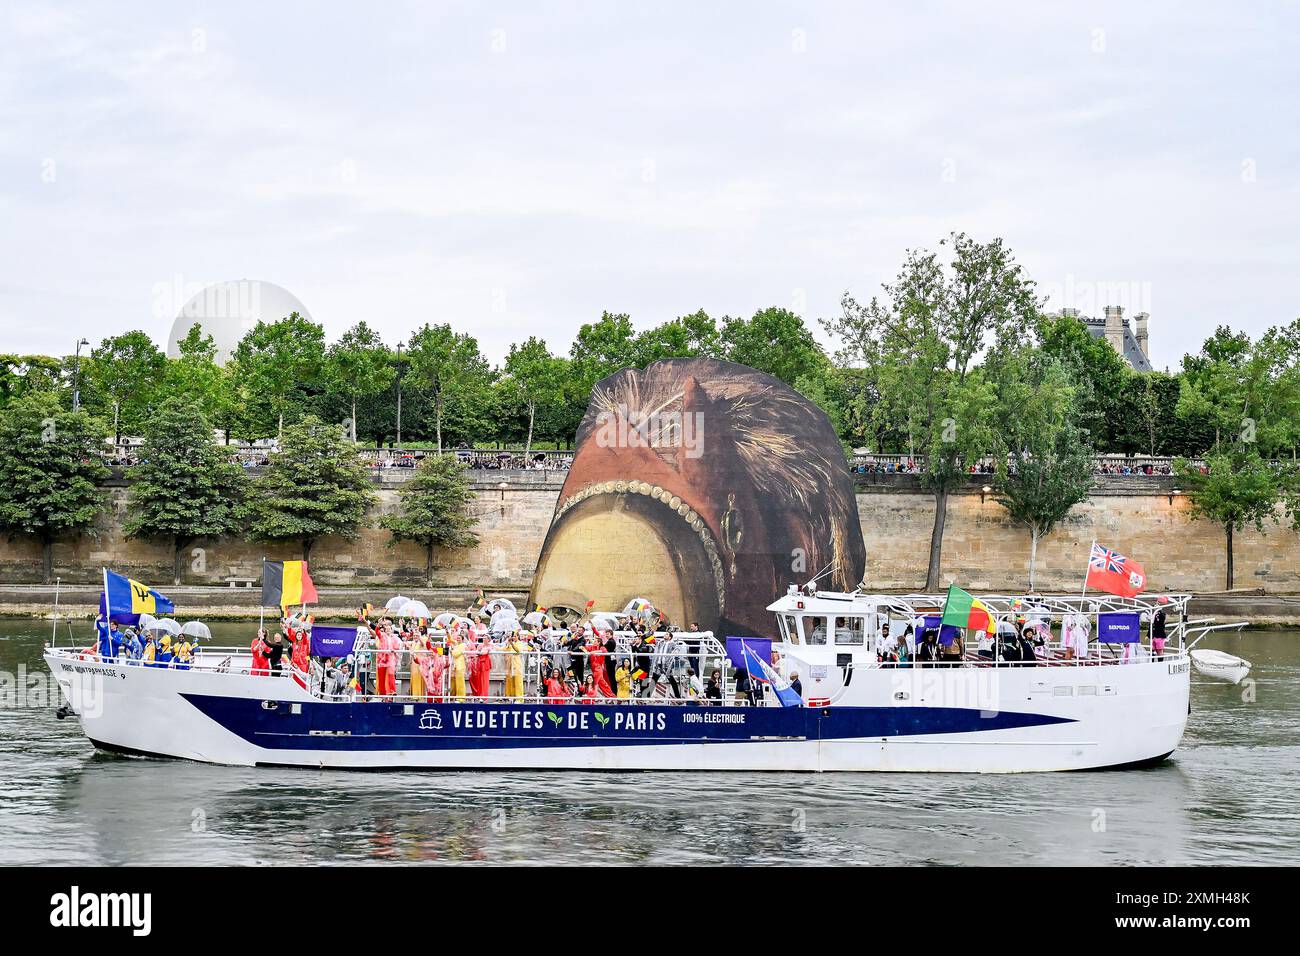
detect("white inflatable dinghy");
top-left (1190, 648), bottom-right (1252, 684)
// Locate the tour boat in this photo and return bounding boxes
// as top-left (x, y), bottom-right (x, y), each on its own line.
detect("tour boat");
top-left (44, 590), bottom-right (1242, 773)
top-left (1189, 648), bottom-right (1252, 685)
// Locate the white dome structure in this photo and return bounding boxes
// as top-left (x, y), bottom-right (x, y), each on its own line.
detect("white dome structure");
top-left (166, 280), bottom-right (312, 362)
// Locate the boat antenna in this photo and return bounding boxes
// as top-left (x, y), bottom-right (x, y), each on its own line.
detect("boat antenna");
top-left (804, 560), bottom-right (838, 593)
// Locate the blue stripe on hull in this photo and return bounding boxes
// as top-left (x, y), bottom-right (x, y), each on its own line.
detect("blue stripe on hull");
top-left (180, 696), bottom-right (1074, 752)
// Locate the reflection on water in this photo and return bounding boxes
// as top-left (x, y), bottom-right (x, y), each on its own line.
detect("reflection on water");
top-left (2, 621), bottom-right (1298, 865)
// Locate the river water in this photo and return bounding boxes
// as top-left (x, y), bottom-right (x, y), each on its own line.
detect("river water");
top-left (1, 619), bottom-right (1296, 866)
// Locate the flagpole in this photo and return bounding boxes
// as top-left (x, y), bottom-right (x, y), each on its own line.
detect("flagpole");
top-left (259, 558), bottom-right (265, 634)
top-left (1080, 538), bottom-right (1095, 605)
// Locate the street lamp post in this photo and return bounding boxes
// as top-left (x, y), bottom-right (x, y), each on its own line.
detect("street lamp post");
top-left (71, 337), bottom-right (89, 412)
top-left (395, 343), bottom-right (403, 448)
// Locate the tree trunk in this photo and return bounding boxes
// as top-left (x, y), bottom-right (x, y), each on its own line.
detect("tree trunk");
top-left (173, 536), bottom-right (184, 586)
top-left (278, 410), bottom-right (284, 440)
top-left (351, 397), bottom-right (358, 442)
top-left (1028, 527), bottom-right (1039, 591)
top-left (113, 401), bottom-right (121, 446)
top-left (42, 536), bottom-right (53, 585)
top-left (426, 542), bottom-right (434, 588)
top-left (925, 488), bottom-right (948, 591)
top-left (1225, 523), bottom-right (1234, 591)
top-left (525, 401), bottom-right (535, 458)
top-left (303, 539), bottom-right (313, 563)
top-left (436, 397), bottom-right (443, 455)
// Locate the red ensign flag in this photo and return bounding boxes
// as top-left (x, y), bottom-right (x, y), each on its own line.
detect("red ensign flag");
top-left (1086, 543), bottom-right (1147, 598)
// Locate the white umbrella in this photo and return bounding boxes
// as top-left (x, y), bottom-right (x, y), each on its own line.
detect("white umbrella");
top-left (522, 610), bottom-right (551, 628)
top-left (397, 599), bottom-right (431, 619)
top-left (433, 612), bottom-right (459, 629)
top-left (136, 613), bottom-right (159, 633)
top-left (590, 613), bottom-right (620, 633)
top-left (181, 621), bottom-right (212, 641)
top-left (154, 618), bottom-right (182, 637)
top-left (384, 595), bottom-right (410, 613)
top-left (486, 597), bottom-right (516, 617)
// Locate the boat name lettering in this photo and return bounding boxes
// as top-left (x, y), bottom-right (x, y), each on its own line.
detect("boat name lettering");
top-left (681, 712), bottom-right (746, 725)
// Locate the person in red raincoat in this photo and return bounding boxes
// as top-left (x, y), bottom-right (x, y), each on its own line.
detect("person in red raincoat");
top-left (543, 667), bottom-right (569, 704)
top-left (250, 629), bottom-right (271, 676)
top-left (587, 631), bottom-right (614, 697)
top-left (429, 647), bottom-right (448, 702)
top-left (470, 632), bottom-right (493, 697)
top-left (579, 676), bottom-right (598, 703)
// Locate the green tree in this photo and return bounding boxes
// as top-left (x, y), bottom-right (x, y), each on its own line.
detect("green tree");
top-left (989, 354), bottom-right (1094, 589)
top-left (87, 331), bottom-right (167, 444)
top-left (326, 322), bottom-right (395, 441)
top-left (0, 355), bottom-right (65, 408)
top-left (823, 233), bottom-right (1039, 589)
top-left (247, 416), bottom-right (375, 562)
top-left (569, 312), bottom-right (640, 391)
top-left (0, 394), bottom-right (109, 582)
top-left (380, 453), bottom-right (480, 586)
top-left (634, 310), bottom-right (722, 363)
top-left (501, 337), bottom-right (568, 455)
top-left (1036, 312), bottom-right (1132, 450)
top-left (1176, 450), bottom-right (1279, 590)
top-left (721, 307), bottom-right (827, 384)
top-left (122, 398), bottom-right (248, 584)
top-left (167, 323), bottom-right (237, 440)
top-left (231, 313), bottom-right (325, 438)
top-left (404, 323), bottom-right (492, 453)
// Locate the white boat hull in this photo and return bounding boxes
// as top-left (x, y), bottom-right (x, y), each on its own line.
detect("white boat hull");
top-left (46, 650), bottom-right (1192, 773)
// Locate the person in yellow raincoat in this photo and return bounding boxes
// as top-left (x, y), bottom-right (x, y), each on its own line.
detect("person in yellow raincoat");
top-left (615, 658), bottom-right (633, 699)
top-left (504, 631), bottom-right (527, 699)
top-left (449, 634), bottom-right (468, 699)
top-left (407, 635), bottom-right (426, 699)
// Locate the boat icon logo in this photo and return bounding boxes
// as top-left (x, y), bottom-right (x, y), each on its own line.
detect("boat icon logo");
top-left (418, 709), bottom-right (443, 731)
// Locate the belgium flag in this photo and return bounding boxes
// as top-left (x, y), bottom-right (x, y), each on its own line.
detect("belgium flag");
top-left (262, 560), bottom-right (319, 610)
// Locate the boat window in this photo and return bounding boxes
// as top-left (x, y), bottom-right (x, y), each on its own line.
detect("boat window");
top-left (805, 617), bottom-right (828, 646)
top-left (781, 615), bottom-right (802, 645)
top-left (834, 616), bottom-right (866, 645)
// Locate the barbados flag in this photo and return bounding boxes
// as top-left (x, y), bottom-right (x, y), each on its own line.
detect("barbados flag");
top-left (101, 568), bottom-right (175, 624)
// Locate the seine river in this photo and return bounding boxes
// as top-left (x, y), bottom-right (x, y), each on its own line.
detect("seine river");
top-left (1, 619), bottom-right (1296, 866)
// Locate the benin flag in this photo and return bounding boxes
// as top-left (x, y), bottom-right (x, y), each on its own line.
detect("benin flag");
top-left (940, 584), bottom-right (994, 633)
top-left (262, 560), bottom-right (318, 609)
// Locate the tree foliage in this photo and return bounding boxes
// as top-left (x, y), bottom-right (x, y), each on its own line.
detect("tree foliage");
top-left (380, 453), bottom-right (479, 586)
top-left (123, 398), bottom-right (248, 583)
top-left (0, 394), bottom-right (110, 581)
top-left (246, 416), bottom-right (375, 562)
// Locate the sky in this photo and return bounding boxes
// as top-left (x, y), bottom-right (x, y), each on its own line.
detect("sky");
top-left (2, 1), bottom-right (1297, 371)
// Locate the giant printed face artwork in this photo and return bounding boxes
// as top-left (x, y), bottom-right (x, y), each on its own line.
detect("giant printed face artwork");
top-left (531, 358), bottom-right (866, 637)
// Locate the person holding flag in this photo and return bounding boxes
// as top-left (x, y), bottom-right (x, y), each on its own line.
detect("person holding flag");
top-left (738, 640), bottom-right (802, 707)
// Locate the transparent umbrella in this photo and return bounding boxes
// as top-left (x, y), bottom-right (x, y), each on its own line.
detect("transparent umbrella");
top-left (398, 599), bottom-right (431, 619)
top-left (181, 621), bottom-right (212, 641)
top-left (384, 595), bottom-right (410, 613)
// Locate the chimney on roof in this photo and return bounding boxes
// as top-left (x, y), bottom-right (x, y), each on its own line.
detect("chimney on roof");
top-left (1135, 311), bottom-right (1149, 360)
top-left (1103, 305), bottom-right (1125, 355)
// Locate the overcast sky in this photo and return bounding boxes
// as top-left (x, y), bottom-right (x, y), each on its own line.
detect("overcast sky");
top-left (3, 1), bottom-right (1297, 370)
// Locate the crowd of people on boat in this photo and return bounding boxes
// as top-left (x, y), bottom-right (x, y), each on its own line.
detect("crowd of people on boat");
top-left (92, 617), bottom-right (196, 668)
top-left (248, 606), bottom-right (728, 705)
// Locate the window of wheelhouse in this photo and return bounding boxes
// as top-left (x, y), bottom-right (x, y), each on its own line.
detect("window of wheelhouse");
top-left (779, 614), bottom-right (803, 645)
top-left (834, 616), bottom-right (866, 645)
top-left (805, 616), bottom-right (828, 646)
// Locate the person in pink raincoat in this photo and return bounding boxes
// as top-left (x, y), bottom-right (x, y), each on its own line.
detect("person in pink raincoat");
top-left (375, 624), bottom-right (401, 697)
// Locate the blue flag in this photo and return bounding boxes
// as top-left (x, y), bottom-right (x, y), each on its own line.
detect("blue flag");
top-left (740, 640), bottom-right (803, 708)
top-left (101, 568), bottom-right (175, 624)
